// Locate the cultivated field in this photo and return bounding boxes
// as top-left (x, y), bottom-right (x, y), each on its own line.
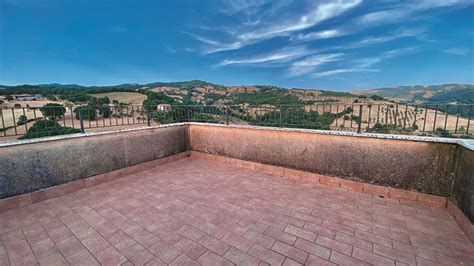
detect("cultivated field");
top-left (88, 92), bottom-right (146, 104)
top-left (327, 104), bottom-right (472, 133)
top-left (235, 103), bottom-right (472, 133)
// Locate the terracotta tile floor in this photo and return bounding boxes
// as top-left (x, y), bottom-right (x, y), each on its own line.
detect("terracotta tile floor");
top-left (1, 157), bottom-right (473, 265)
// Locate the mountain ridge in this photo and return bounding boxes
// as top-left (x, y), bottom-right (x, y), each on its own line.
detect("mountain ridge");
top-left (353, 83), bottom-right (474, 104)
top-left (1, 81), bottom-right (473, 105)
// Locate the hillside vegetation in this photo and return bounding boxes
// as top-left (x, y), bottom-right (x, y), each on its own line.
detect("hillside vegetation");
top-left (353, 84), bottom-right (474, 105)
top-left (2, 81), bottom-right (472, 107)
top-left (1, 80), bottom-right (366, 106)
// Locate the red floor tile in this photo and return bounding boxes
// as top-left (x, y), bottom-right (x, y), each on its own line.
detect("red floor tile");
top-left (0, 157), bottom-right (472, 265)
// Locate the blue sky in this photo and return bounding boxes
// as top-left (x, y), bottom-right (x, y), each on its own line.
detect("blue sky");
top-left (0, 0), bottom-right (473, 91)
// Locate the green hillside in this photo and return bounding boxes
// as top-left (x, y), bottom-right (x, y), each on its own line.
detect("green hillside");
top-left (353, 84), bottom-right (474, 104)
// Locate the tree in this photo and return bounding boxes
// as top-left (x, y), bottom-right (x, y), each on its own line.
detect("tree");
top-left (99, 105), bottom-right (112, 118)
top-left (39, 103), bottom-right (66, 120)
top-left (5, 95), bottom-right (14, 101)
top-left (17, 115), bottom-right (27, 125)
top-left (74, 106), bottom-right (97, 120)
top-left (88, 96), bottom-right (110, 106)
top-left (98, 97), bottom-right (110, 105)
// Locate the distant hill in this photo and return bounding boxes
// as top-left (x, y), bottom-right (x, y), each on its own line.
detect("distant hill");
top-left (0, 80), bottom-right (365, 106)
top-left (353, 84), bottom-right (474, 105)
top-left (135, 80), bottom-right (362, 105)
top-left (10, 80), bottom-right (474, 106)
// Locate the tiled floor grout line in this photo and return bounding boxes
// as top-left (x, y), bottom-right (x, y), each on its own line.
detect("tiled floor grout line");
top-left (191, 156), bottom-right (469, 265)
top-left (195, 154), bottom-right (472, 243)
top-left (59, 194), bottom-right (107, 264)
top-left (2, 156), bottom-right (473, 265)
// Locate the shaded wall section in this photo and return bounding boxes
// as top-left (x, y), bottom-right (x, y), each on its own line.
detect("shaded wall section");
top-left (0, 125), bottom-right (188, 199)
top-left (189, 125), bottom-right (459, 196)
top-left (452, 147), bottom-right (474, 221)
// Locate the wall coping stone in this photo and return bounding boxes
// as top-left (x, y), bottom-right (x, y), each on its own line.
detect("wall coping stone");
top-left (1, 122), bottom-right (472, 150)
top-left (0, 123), bottom-right (188, 148)
top-left (188, 122), bottom-right (474, 151)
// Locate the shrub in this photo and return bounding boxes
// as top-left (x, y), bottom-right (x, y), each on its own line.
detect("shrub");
top-left (14, 103), bottom-right (21, 108)
top-left (435, 127), bottom-right (453, 138)
top-left (39, 103), bottom-right (66, 119)
top-left (17, 115), bottom-right (27, 125)
top-left (18, 120), bottom-right (80, 139)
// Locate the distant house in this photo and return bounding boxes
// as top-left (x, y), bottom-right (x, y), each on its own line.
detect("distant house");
top-left (157, 104), bottom-right (172, 112)
top-left (11, 94), bottom-right (43, 101)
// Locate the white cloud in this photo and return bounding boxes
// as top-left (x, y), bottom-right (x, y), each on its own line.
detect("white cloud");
top-left (350, 28), bottom-right (425, 47)
top-left (312, 68), bottom-right (379, 78)
top-left (238, 0), bottom-right (361, 41)
top-left (312, 47), bottom-right (415, 78)
top-left (191, 0), bottom-right (361, 54)
top-left (296, 29), bottom-right (343, 41)
top-left (218, 46), bottom-right (311, 66)
top-left (289, 53), bottom-right (343, 76)
top-left (356, 47), bottom-right (417, 67)
top-left (443, 48), bottom-right (470, 56)
top-left (219, 0), bottom-right (268, 15)
top-left (359, 0), bottom-right (473, 25)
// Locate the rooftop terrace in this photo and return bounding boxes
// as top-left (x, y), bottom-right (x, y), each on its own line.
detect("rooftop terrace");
top-left (0, 123), bottom-right (473, 265)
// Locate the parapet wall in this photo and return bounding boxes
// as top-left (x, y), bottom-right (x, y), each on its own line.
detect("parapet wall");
top-left (0, 125), bottom-right (188, 199)
top-left (0, 123), bottom-right (472, 222)
top-left (189, 124), bottom-right (474, 221)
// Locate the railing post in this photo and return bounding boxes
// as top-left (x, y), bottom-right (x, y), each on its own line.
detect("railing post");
top-left (357, 105), bottom-right (363, 133)
top-left (279, 105), bottom-right (282, 127)
top-left (78, 107), bottom-right (85, 134)
top-left (146, 107), bottom-right (151, 127)
top-left (225, 106), bottom-right (229, 125)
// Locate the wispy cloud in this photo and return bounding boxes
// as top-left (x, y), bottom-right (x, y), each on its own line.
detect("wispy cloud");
top-left (191, 0), bottom-right (361, 54)
top-left (185, 32), bottom-right (246, 54)
top-left (355, 47), bottom-right (417, 68)
top-left (296, 29), bottom-right (344, 41)
top-left (312, 47), bottom-right (416, 78)
top-left (312, 68), bottom-right (380, 78)
top-left (238, 0), bottom-right (361, 41)
top-left (218, 46), bottom-right (311, 66)
top-left (218, 0), bottom-right (268, 15)
top-left (443, 47), bottom-right (470, 56)
top-left (289, 53), bottom-right (343, 76)
top-left (349, 28), bottom-right (425, 47)
top-left (359, 0), bottom-right (473, 25)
